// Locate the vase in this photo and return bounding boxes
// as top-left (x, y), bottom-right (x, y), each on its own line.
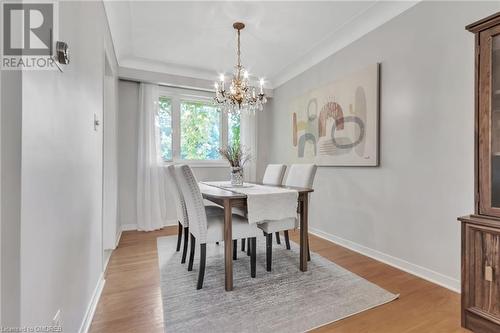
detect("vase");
top-left (230, 167), bottom-right (244, 186)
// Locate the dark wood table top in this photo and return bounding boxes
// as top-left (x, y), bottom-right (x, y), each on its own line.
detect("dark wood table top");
top-left (199, 182), bottom-right (314, 200)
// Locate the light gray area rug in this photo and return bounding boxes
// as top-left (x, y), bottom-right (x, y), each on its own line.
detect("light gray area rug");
top-left (157, 236), bottom-right (398, 333)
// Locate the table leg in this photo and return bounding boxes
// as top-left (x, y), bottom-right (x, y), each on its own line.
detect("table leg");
top-left (300, 194), bottom-right (309, 272)
top-left (223, 199), bottom-right (233, 291)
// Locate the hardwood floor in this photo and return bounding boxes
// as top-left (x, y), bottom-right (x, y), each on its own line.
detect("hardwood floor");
top-left (89, 227), bottom-right (468, 333)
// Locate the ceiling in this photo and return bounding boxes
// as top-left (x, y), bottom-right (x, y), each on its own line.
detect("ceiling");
top-left (104, 1), bottom-right (417, 88)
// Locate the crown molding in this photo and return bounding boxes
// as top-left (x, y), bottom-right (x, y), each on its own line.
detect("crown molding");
top-left (119, 56), bottom-right (275, 89)
top-left (118, 66), bottom-right (274, 97)
top-left (270, 1), bottom-right (420, 88)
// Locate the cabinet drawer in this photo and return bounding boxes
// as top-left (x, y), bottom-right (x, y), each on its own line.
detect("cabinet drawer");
top-left (464, 223), bottom-right (500, 321)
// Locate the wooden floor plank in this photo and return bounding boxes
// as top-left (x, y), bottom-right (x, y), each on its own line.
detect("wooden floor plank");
top-left (89, 227), bottom-right (468, 333)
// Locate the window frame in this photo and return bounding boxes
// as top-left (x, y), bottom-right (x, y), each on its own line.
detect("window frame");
top-left (158, 87), bottom-right (231, 167)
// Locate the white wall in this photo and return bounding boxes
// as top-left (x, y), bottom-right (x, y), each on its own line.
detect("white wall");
top-left (117, 80), bottom-right (139, 228)
top-left (19, 1), bottom-right (117, 331)
top-left (103, 34), bottom-right (120, 250)
top-left (117, 80), bottom-right (236, 229)
top-left (266, 1), bottom-right (500, 291)
top-left (1, 70), bottom-right (22, 327)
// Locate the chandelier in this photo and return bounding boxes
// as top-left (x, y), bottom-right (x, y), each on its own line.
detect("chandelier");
top-left (214, 22), bottom-right (267, 113)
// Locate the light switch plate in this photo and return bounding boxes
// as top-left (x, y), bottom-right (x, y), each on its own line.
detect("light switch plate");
top-left (94, 113), bottom-right (100, 131)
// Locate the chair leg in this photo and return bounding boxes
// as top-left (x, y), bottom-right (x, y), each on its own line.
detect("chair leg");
top-left (181, 227), bottom-right (189, 263)
top-left (247, 238), bottom-right (251, 256)
top-left (308, 237), bottom-right (311, 261)
top-left (197, 243), bottom-right (207, 289)
top-left (241, 238), bottom-right (246, 252)
top-left (266, 233), bottom-right (272, 272)
top-left (275, 232), bottom-right (281, 244)
top-left (176, 222), bottom-right (182, 252)
top-left (284, 230), bottom-right (291, 250)
top-left (250, 237), bottom-right (256, 278)
top-left (188, 234), bottom-right (195, 271)
top-left (233, 240), bottom-right (237, 260)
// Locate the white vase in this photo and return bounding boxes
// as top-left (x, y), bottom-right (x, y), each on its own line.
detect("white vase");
top-left (230, 167), bottom-right (244, 186)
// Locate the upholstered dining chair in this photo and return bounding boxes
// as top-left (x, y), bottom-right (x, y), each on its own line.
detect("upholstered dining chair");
top-left (165, 165), bottom-right (224, 265)
top-left (240, 164), bottom-right (287, 253)
top-left (262, 164), bottom-right (287, 185)
top-left (176, 164), bottom-right (262, 289)
top-left (257, 164), bottom-right (317, 271)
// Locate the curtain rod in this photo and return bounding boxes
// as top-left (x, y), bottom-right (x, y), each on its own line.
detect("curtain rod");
top-left (119, 77), bottom-right (214, 93)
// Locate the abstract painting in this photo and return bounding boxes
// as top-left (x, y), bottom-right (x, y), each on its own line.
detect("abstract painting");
top-left (291, 64), bottom-right (379, 166)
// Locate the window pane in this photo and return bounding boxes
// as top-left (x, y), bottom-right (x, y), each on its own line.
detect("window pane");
top-left (228, 112), bottom-right (240, 146)
top-left (158, 97), bottom-right (172, 161)
top-left (180, 101), bottom-right (221, 160)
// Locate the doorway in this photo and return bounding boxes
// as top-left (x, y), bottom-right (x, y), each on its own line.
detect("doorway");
top-left (102, 50), bottom-right (118, 268)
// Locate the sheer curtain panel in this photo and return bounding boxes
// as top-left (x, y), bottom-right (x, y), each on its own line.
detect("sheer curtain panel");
top-left (136, 83), bottom-right (169, 231)
top-left (240, 111), bottom-right (257, 182)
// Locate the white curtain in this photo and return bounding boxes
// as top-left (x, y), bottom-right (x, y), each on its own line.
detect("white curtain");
top-left (240, 111), bottom-right (258, 182)
top-left (136, 83), bottom-right (169, 231)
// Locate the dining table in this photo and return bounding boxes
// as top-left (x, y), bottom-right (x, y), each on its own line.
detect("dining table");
top-left (199, 182), bottom-right (314, 291)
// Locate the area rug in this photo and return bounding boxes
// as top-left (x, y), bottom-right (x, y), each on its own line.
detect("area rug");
top-left (157, 235), bottom-right (398, 333)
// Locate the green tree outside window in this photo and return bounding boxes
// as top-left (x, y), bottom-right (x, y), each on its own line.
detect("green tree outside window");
top-left (180, 101), bottom-right (221, 160)
top-left (158, 97), bottom-right (172, 161)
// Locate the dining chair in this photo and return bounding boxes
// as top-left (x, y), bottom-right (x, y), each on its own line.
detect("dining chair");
top-left (165, 165), bottom-right (224, 264)
top-left (262, 164), bottom-right (287, 185)
top-left (176, 164), bottom-right (262, 289)
top-left (240, 164), bottom-right (287, 253)
top-left (257, 163), bottom-right (317, 271)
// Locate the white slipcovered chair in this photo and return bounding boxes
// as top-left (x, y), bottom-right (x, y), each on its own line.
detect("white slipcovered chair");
top-left (176, 165), bottom-right (262, 289)
top-left (165, 165), bottom-right (224, 264)
top-left (240, 164), bottom-right (287, 253)
top-left (257, 164), bottom-right (317, 271)
top-left (262, 164), bottom-right (287, 185)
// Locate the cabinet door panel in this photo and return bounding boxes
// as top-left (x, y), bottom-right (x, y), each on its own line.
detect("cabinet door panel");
top-left (479, 24), bottom-right (500, 217)
top-left (466, 224), bottom-right (500, 318)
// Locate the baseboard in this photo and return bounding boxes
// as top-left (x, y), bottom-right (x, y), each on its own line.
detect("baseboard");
top-left (78, 273), bottom-right (105, 333)
top-left (121, 220), bottom-right (178, 232)
top-left (114, 227), bottom-right (122, 248)
top-left (308, 227), bottom-right (461, 293)
top-left (121, 223), bottom-right (138, 231)
top-left (103, 250), bottom-right (112, 272)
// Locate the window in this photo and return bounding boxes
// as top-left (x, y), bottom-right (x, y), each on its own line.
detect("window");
top-left (228, 111), bottom-right (240, 146)
top-left (180, 101), bottom-right (221, 160)
top-left (157, 89), bottom-right (240, 164)
top-left (158, 97), bottom-right (173, 161)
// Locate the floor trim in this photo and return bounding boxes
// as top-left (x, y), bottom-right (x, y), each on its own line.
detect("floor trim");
top-left (121, 221), bottom-right (178, 232)
top-left (308, 227), bottom-right (460, 293)
top-left (78, 273), bottom-right (105, 333)
top-left (114, 227), bottom-right (123, 249)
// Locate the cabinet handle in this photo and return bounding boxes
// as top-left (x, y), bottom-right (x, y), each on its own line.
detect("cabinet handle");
top-left (485, 265), bottom-right (494, 282)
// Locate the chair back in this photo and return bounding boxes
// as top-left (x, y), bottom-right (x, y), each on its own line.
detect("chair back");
top-left (262, 164), bottom-right (287, 185)
top-left (175, 165), bottom-right (208, 242)
top-left (284, 164), bottom-right (317, 188)
top-left (165, 165), bottom-right (188, 227)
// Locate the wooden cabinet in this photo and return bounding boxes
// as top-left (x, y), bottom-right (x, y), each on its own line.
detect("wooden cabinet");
top-left (459, 12), bottom-right (500, 332)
